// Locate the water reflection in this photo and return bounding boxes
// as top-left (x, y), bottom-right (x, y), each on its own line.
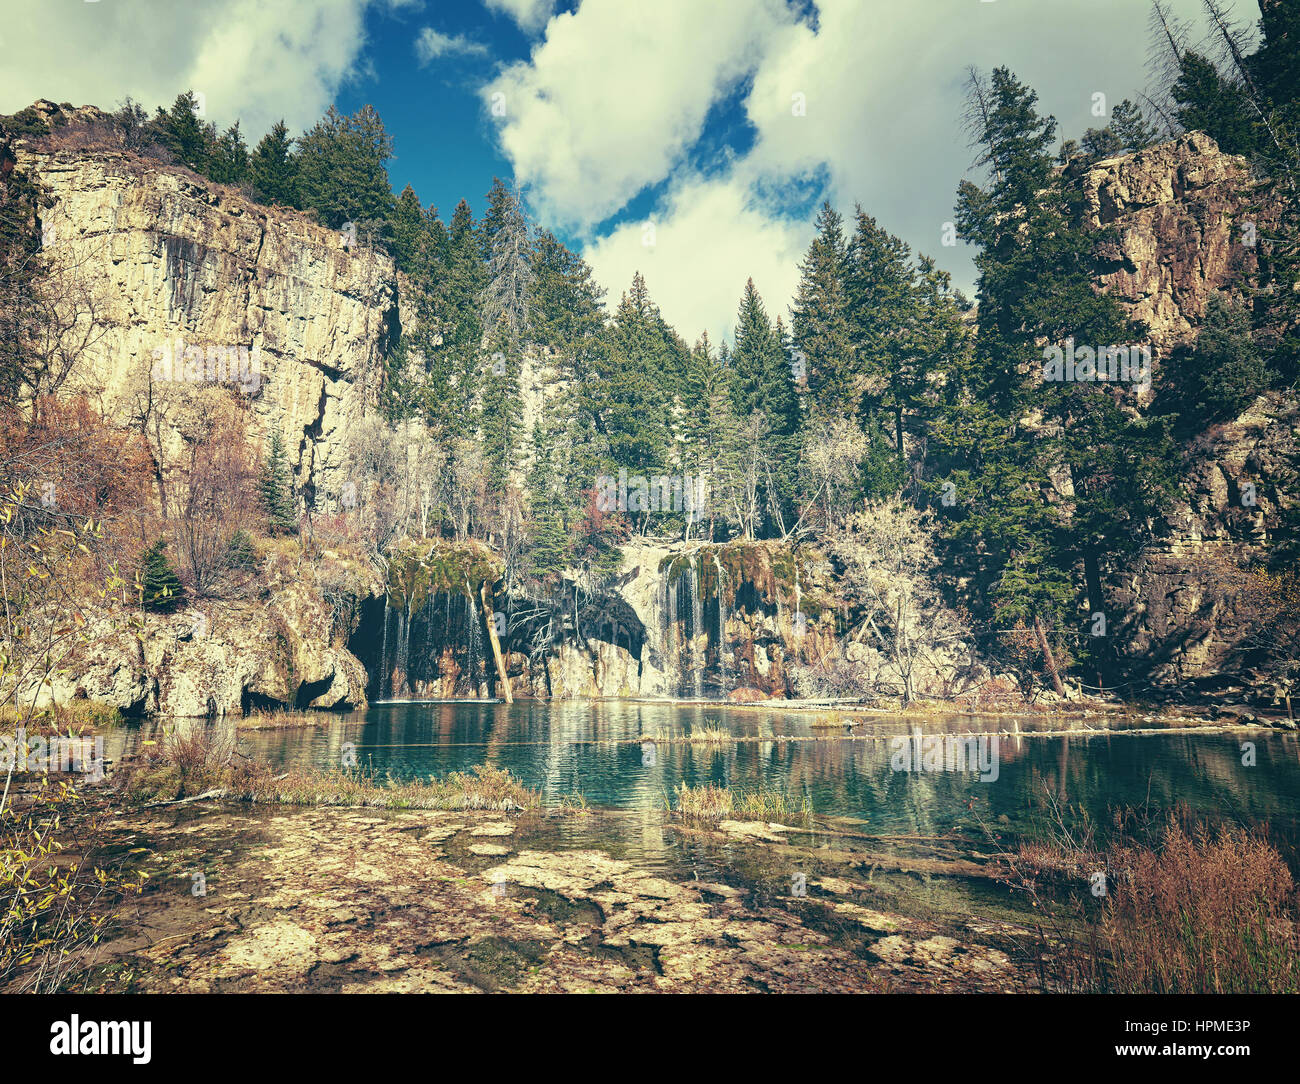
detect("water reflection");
top-left (101, 702), bottom-right (1300, 845)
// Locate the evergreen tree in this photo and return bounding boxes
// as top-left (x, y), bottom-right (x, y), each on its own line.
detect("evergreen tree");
top-left (481, 181), bottom-right (533, 345)
top-left (729, 279), bottom-right (800, 535)
top-left (1171, 51), bottom-right (1260, 157)
top-left (730, 277), bottom-right (798, 435)
top-left (141, 539), bottom-right (185, 612)
top-left (1081, 100), bottom-right (1159, 160)
top-left (295, 104), bottom-right (395, 230)
top-left (249, 120), bottom-right (299, 207)
top-left (680, 333), bottom-right (742, 538)
top-left (846, 210), bottom-right (925, 470)
top-left (790, 203), bottom-right (855, 417)
top-left (594, 273), bottom-right (678, 473)
top-left (948, 67), bottom-right (1179, 640)
top-left (388, 185), bottom-right (426, 274)
top-left (208, 121), bottom-right (249, 185)
top-left (1173, 293), bottom-right (1269, 425)
top-left (155, 92), bottom-right (208, 173)
top-left (416, 199), bottom-right (486, 440)
top-left (259, 430), bottom-right (297, 535)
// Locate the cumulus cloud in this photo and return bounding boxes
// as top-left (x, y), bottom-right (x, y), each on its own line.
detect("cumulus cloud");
top-left (582, 171), bottom-right (810, 348)
top-left (495, 0), bottom-right (1236, 341)
top-left (483, 0), bottom-right (557, 35)
top-left (0, 0), bottom-right (384, 139)
top-left (484, 0), bottom-right (797, 232)
top-left (414, 27), bottom-right (489, 64)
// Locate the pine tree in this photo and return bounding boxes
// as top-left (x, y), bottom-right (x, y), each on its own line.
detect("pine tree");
top-left (1173, 293), bottom-right (1269, 425)
top-left (593, 273), bottom-right (678, 472)
top-left (416, 199), bottom-right (486, 440)
top-left (846, 210), bottom-right (924, 470)
top-left (791, 202), bottom-right (855, 418)
top-left (481, 181), bottom-right (533, 345)
top-left (259, 430), bottom-right (297, 535)
top-left (948, 67), bottom-right (1180, 644)
top-left (388, 185), bottom-right (426, 274)
top-left (729, 279), bottom-right (800, 536)
top-left (141, 539), bottom-right (185, 612)
top-left (155, 92), bottom-right (208, 173)
top-left (208, 121), bottom-right (249, 185)
top-left (249, 120), bottom-right (299, 207)
top-left (730, 278), bottom-right (799, 438)
top-left (295, 104), bottom-right (395, 231)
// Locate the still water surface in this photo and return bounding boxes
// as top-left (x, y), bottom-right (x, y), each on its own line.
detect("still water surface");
top-left (110, 701), bottom-right (1300, 843)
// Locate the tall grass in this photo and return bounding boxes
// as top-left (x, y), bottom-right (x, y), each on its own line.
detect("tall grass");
top-left (673, 781), bottom-right (811, 823)
top-left (0, 700), bottom-right (121, 734)
top-left (997, 795), bottom-right (1300, 993)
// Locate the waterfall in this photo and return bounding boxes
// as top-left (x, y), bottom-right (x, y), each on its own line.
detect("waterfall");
top-left (712, 550), bottom-right (728, 695)
top-left (466, 587), bottom-right (483, 697)
top-left (689, 553), bottom-right (704, 699)
top-left (379, 600), bottom-right (391, 699)
top-left (667, 571), bottom-right (680, 696)
top-left (395, 607), bottom-right (410, 697)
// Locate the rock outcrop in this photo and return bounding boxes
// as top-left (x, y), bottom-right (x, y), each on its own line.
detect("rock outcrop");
top-left (19, 138), bottom-right (397, 507)
top-left (1083, 131), bottom-right (1269, 359)
top-left (1082, 133), bottom-right (1296, 692)
top-left (9, 114), bottom-right (396, 715)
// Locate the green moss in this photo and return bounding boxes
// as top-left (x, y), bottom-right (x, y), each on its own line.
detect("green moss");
top-left (386, 539), bottom-right (504, 611)
top-left (660, 541), bottom-right (827, 616)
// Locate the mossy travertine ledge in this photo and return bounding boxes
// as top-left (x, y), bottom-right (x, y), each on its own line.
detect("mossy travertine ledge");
top-left (658, 540), bottom-right (835, 619)
top-left (385, 539), bottom-right (504, 612)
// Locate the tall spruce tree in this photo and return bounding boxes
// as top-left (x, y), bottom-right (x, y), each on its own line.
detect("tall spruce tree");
top-left (259, 430), bottom-right (297, 535)
top-left (249, 120), bottom-right (299, 207)
top-left (948, 66), bottom-right (1179, 662)
top-left (295, 104), bottom-right (395, 231)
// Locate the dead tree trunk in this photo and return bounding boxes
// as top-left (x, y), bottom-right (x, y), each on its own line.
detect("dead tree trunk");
top-left (1034, 615), bottom-right (1067, 697)
top-left (481, 581), bottom-right (513, 705)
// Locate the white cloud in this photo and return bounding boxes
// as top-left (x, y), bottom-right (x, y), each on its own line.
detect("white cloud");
top-left (0, 0), bottom-right (388, 139)
top-left (483, 0), bottom-right (556, 35)
top-left (582, 171), bottom-right (810, 349)
top-left (414, 27), bottom-right (489, 64)
top-left (485, 0), bottom-right (797, 232)
top-left (503, 0), bottom-right (1235, 341)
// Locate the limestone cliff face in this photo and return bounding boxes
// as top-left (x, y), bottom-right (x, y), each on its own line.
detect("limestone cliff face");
top-left (14, 134), bottom-right (396, 715)
top-left (1082, 134), bottom-right (1296, 690)
top-left (1083, 132), bottom-right (1269, 358)
top-left (20, 142), bottom-right (398, 506)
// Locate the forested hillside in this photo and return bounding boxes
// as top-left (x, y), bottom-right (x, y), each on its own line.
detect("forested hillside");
top-left (1, 0), bottom-right (1296, 713)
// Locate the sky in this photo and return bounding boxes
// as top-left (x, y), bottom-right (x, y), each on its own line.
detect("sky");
top-left (0, 0), bottom-right (1263, 348)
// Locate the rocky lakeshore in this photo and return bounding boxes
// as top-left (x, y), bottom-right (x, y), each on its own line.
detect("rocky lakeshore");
top-left (84, 802), bottom-right (1035, 994)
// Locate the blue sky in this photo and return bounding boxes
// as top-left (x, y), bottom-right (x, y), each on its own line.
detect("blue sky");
top-left (1, 0), bottom-right (1263, 346)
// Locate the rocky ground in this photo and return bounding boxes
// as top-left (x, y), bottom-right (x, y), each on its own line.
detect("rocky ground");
top-left (84, 803), bottom-right (1038, 994)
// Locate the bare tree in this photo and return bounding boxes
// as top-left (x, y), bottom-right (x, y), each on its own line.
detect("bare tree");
top-left (829, 498), bottom-right (971, 704)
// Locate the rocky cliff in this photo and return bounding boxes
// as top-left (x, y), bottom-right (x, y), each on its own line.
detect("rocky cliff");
top-left (10, 108), bottom-right (1293, 711)
top-left (1081, 133), bottom-right (1296, 691)
top-left (10, 107), bottom-right (396, 716)
top-left (19, 127), bottom-right (397, 507)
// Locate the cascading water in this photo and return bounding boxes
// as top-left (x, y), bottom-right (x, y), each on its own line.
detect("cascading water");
top-left (379, 601), bottom-right (391, 699)
top-left (466, 585), bottom-right (483, 697)
top-left (689, 553), bottom-right (704, 698)
top-left (395, 607), bottom-right (410, 697)
top-left (712, 550), bottom-right (728, 695)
